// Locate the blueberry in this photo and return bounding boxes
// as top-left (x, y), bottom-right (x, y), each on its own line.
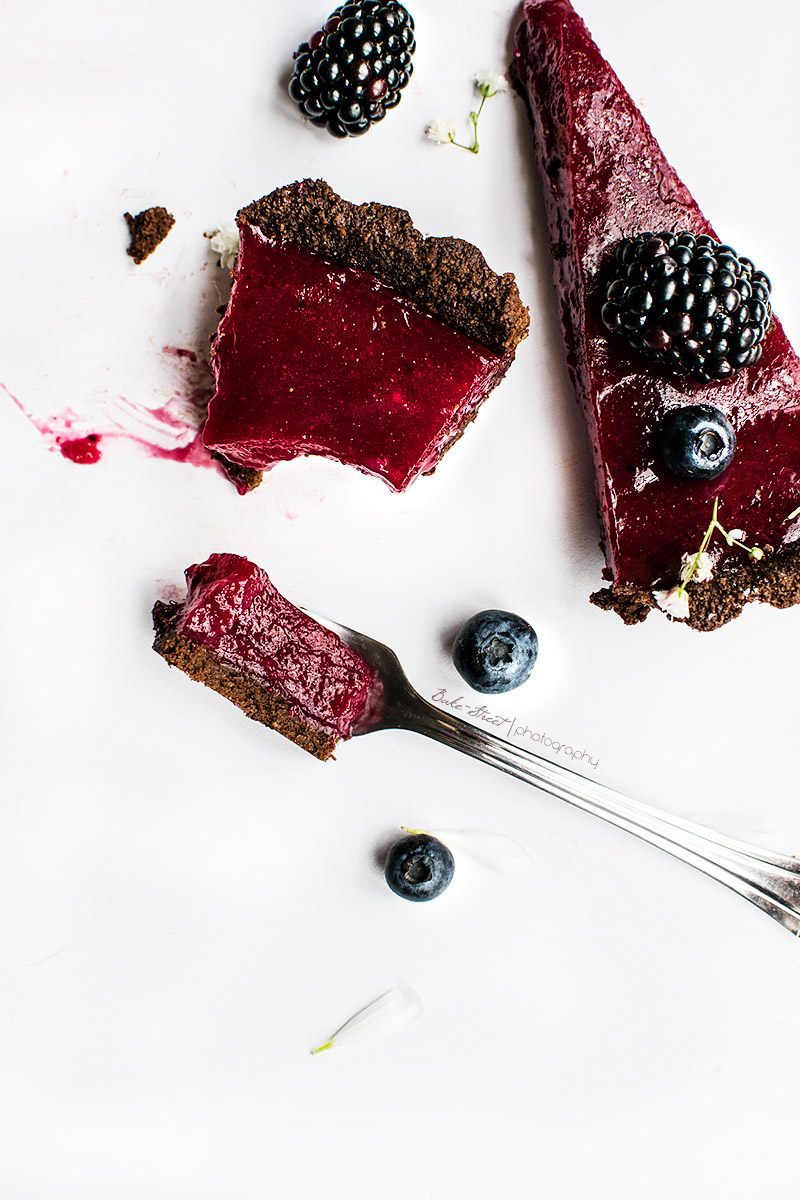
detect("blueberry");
top-left (384, 833), bottom-right (454, 902)
top-left (452, 609), bottom-right (538, 694)
top-left (657, 404), bottom-right (737, 480)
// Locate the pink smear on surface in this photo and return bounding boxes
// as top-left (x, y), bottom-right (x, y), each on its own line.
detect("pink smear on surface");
top-left (1, 350), bottom-right (253, 495)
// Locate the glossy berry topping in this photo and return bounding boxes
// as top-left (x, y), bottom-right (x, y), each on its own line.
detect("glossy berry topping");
top-left (452, 609), bottom-right (538, 695)
top-left (601, 232), bottom-right (772, 383)
top-left (289, 1), bottom-right (415, 137)
top-left (658, 404), bottom-right (737, 480)
top-left (384, 833), bottom-right (455, 902)
top-left (203, 228), bottom-right (505, 492)
top-left (170, 555), bottom-right (374, 740)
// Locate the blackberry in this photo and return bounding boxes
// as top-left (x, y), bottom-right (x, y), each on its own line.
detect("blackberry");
top-left (601, 232), bottom-right (772, 384)
top-left (288, 1), bottom-right (415, 138)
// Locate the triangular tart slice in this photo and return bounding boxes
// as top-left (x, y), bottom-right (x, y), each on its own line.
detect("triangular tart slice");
top-left (513, 0), bottom-right (800, 629)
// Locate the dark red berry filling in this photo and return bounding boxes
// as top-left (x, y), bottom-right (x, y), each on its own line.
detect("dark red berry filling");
top-left (203, 224), bottom-right (508, 492)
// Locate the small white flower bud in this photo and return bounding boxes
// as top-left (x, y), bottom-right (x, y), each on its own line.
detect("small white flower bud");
top-left (475, 69), bottom-right (509, 95)
top-left (208, 221), bottom-right (239, 271)
top-left (655, 587), bottom-right (691, 620)
top-left (424, 116), bottom-right (457, 145)
top-left (679, 551), bottom-right (713, 585)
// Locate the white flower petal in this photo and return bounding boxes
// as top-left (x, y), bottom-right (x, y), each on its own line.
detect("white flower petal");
top-left (311, 985), bottom-right (424, 1054)
top-left (208, 221), bottom-right (240, 270)
top-left (475, 69), bottom-right (508, 94)
top-left (428, 829), bottom-right (533, 874)
top-left (654, 587), bottom-right (690, 620)
top-left (424, 116), bottom-right (457, 145)
top-left (680, 551), bottom-right (713, 584)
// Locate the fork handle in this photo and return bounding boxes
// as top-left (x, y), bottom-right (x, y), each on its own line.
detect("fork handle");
top-left (403, 698), bottom-right (800, 936)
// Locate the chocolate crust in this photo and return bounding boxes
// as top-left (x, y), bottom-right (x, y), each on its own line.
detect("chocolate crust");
top-left (590, 542), bottom-right (800, 632)
top-left (237, 179), bottom-right (530, 357)
top-left (207, 449), bottom-right (263, 495)
top-left (152, 600), bottom-right (337, 761)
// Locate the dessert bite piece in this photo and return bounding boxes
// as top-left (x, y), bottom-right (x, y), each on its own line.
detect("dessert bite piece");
top-left (513, 0), bottom-right (800, 630)
top-left (202, 179), bottom-right (529, 492)
top-left (152, 553), bottom-right (376, 760)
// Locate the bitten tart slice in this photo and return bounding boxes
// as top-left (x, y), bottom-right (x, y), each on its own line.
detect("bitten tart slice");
top-left (152, 554), bottom-right (377, 760)
top-left (202, 179), bottom-right (529, 493)
top-left (513, 0), bottom-right (800, 630)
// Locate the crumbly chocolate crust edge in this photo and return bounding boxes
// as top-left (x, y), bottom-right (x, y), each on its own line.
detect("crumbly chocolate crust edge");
top-left (590, 542), bottom-right (800, 632)
top-left (237, 179), bottom-right (530, 357)
top-left (152, 600), bottom-right (338, 760)
top-left (207, 449), bottom-right (263, 495)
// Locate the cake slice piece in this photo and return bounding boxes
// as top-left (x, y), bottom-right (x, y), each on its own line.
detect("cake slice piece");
top-left (152, 554), bottom-right (376, 760)
top-left (513, 0), bottom-right (800, 629)
top-left (202, 179), bottom-right (529, 492)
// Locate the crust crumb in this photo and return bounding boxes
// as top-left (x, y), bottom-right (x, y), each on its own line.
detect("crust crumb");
top-left (124, 206), bottom-right (175, 264)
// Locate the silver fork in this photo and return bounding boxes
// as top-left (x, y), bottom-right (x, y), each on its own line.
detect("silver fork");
top-left (311, 612), bottom-right (800, 936)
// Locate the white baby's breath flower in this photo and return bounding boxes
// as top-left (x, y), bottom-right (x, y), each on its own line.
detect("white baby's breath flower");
top-left (750, 546), bottom-right (764, 561)
top-left (311, 985), bottom-right (424, 1054)
top-left (724, 528), bottom-right (746, 546)
top-left (208, 221), bottom-right (239, 270)
top-left (680, 550), bottom-right (713, 585)
top-left (655, 586), bottom-right (690, 621)
top-left (424, 115), bottom-right (457, 145)
top-left (475, 69), bottom-right (508, 95)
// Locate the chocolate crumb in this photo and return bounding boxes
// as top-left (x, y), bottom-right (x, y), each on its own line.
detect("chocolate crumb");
top-left (124, 206), bottom-right (175, 264)
top-left (590, 585), bottom-right (656, 625)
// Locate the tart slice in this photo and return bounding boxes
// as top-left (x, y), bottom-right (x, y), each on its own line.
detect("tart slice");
top-left (513, 0), bottom-right (800, 630)
top-left (152, 554), bottom-right (376, 760)
top-left (202, 179), bottom-right (529, 492)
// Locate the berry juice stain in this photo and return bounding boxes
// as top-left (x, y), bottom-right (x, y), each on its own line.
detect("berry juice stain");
top-left (162, 345), bottom-right (198, 363)
top-left (1, 357), bottom-right (251, 492)
top-left (57, 433), bottom-right (102, 464)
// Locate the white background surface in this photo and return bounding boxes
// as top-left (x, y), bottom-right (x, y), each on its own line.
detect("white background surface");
top-left (2, 1), bottom-right (800, 1196)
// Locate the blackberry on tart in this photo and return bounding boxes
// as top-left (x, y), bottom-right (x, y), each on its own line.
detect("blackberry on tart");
top-left (601, 233), bottom-right (772, 385)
